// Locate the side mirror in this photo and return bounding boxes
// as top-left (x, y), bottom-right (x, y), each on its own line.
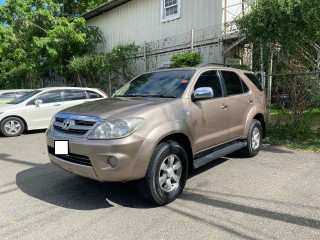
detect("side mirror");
top-left (34, 99), bottom-right (43, 106)
top-left (193, 87), bottom-right (214, 100)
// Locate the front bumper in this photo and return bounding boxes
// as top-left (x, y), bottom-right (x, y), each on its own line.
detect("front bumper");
top-left (46, 131), bottom-right (155, 182)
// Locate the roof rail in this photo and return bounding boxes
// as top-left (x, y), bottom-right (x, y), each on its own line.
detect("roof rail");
top-left (197, 62), bottom-right (251, 71)
top-left (196, 63), bottom-right (232, 68)
top-left (155, 66), bottom-right (175, 70)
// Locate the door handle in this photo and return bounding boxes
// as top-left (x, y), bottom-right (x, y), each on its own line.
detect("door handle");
top-left (248, 99), bottom-right (254, 104)
top-left (220, 104), bottom-right (228, 110)
top-left (53, 103), bottom-right (62, 106)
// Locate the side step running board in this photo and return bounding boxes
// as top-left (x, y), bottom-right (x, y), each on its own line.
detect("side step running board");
top-left (193, 141), bottom-right (247, 169)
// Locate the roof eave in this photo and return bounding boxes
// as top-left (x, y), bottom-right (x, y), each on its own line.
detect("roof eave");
top-left (81, 0), bottom-right (132, 20)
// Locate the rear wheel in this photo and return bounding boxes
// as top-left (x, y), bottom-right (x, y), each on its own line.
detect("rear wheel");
top-left (138, 140), bottom-right (189, 205)
top-left (0, 117), bottom-right (25, 137)
top-left (240, 119), bottom-right (262, 157)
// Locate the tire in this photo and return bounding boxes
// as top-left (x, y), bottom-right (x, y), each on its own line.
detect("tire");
top-left (240, 119), bottom-right (262, 157)
top-left (138, 140), bottom-right (189, 205)
top-left (0, 117), bottom-right (25, 137)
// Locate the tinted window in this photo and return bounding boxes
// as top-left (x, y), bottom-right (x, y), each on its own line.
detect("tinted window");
top-left (87, 90), bottom-right (103, 99)
top-left (10, 90), bottom-right (41, 104)
top-left (245, 73), bottom-right (264, 91)
top-left (0, 92), bottom-right (15, 98)
top-left (36, 91), bottom-right (62, 104)
top-left (194, 71), bottom-right (222, 98)
top-left (115, 70), bottom-right (195, 98)
top-left (222, 71), bottom-right (248, 96)
top-left (63, 90), bottom-right (86, 101)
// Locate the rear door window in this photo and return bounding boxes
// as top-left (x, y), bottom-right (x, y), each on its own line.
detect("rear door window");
top-left (221, 71), bottom-right (249, 96)
top-left (63, 90), bottom-right (86, 101)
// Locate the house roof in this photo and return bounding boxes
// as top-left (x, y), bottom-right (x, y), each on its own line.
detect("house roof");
top-left (82, 0), bottom-right (132, 20)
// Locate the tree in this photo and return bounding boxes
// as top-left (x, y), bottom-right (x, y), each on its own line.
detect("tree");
top-left (170, 52), bottom-right (202, 68)
top-left (236, 0), bottom-right (320, 138)
top-left (237, 0), bottom-right (320, 66)
top-left (68, 44), bottom-right (139, 95)
top-left (0, 0), bottom-right (104, 88)
top-left (56, 0), bottom-right (108, 17)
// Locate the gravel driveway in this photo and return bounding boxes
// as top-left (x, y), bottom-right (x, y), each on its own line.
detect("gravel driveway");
top-left (0, 131), bottom-right (319, 239)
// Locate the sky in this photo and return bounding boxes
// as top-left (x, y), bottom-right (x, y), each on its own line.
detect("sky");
top-left (0, 0), bottom-right (5, 6)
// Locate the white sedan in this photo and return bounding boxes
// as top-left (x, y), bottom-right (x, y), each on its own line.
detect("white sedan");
top-left (0, 87), bottom-right (107, 137)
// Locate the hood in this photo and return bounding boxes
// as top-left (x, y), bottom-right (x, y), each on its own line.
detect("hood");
top-left (60, 97), bottom-right (176, 119)
top-left (0, 103), bottom-right (19, 111)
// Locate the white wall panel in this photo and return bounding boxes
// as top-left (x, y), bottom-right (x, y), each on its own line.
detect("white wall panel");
top-left (87, 0), bottom-right (223, 51)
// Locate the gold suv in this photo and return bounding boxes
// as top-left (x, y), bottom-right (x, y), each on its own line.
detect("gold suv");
top-left (46, 65), bottom-right (267, 205)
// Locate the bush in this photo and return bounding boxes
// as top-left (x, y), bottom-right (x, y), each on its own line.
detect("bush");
top-left (170, 52), bottom-right (202, 68)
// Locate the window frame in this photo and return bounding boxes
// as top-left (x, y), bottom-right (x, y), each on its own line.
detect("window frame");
top-left (160, 0), bottom-right (181, 23)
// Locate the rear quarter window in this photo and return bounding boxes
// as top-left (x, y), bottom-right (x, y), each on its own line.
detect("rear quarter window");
top-left (87, 90), bottom-right (103, 99)
top-left (244, 73), bottom-right (264, 91)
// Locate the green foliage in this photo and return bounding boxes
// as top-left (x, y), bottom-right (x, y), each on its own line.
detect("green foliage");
top-left (237, 0), bottom-right (320, 51)
top-left (0, 0), bottom-right (104, 89)
top-left (68, 44), bottom-right (139, 95)
top-left (170, 52), bottom-right (202, 68)
top-left (231, 64), bottom-right (251, 71)
top-left (56, 0), bottom-right (108, 17)
top-left (266, 108), bottom-right (320, 152)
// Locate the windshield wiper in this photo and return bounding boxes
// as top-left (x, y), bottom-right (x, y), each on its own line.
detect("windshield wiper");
top-left (145, 94), bottom-right (177, 98)
top-left (115, 94), bottom-right (146, 97)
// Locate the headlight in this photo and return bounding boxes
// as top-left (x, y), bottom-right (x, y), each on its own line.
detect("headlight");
top-left (88, 118), bottom-right (144, 140)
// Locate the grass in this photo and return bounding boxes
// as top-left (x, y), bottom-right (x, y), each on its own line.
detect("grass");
top-left (265, 106), bottom-right (320, 152)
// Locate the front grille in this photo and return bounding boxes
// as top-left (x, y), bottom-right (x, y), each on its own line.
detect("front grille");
top-left (48, 146), bottom-right (92, 166)
top-left (53, 125), bottom-right (88, 135)
top-left (53, 114), bottom-right (101, 136)
top-left (55, 117), bottom-right (64, 123)
top-left (75, 120), bottom-right (95, 127)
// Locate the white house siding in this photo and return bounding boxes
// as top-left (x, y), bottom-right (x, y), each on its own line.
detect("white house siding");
top-left (86, 0), bottom-right (223, 51)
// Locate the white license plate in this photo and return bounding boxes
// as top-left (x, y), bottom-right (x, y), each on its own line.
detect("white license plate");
top-left (54, 140), bottom-right (69, 155)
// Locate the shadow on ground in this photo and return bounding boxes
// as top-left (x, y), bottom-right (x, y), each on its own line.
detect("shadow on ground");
top-left (16, 163), bottom-right (155, 210)
top-left (16, 156), bottom-right (229, 210)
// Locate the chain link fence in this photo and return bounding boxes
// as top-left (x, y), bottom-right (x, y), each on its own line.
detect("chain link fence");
top-left (266, 71), bottom-right (320, 140)
top-left (133, 24), bottom-right (228, 75)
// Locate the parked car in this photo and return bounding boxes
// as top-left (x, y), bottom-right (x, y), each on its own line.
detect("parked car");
top-left (0, 87), bottom-right (107, 137)
top-left (46, 65), bottom-right (266, 205)
top-left (271, 89), bottom-right (291, 107)
top-left (0, 89), bottom-right (33, 103)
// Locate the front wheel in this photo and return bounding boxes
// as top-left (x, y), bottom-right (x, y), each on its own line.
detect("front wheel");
top-left (0, 117), bottom-right (25, 137)
top-left (240, 119), bottom-right (262, 157)
top-left (138, 140), bottom-right (189, 205)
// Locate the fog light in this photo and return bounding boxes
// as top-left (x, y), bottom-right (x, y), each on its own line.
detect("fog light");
top-left (108, 157), bottom-right (118, 168)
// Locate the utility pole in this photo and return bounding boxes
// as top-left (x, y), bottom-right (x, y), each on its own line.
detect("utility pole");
top-left (191, 29), bottom-right (194, 52)
top-left (224, 0), bottom-right (227, 35)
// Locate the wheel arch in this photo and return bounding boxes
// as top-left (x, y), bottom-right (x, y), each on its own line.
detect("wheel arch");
top-left (159, 133), bottom-right (194, 173)
top-left (1, 115), bottom-right (28, 131)
top-left (253, 113), bottom-right (266, 139)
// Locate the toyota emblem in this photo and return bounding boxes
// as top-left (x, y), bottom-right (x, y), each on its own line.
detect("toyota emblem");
top-left (62, 119), bottom-right (75, 130)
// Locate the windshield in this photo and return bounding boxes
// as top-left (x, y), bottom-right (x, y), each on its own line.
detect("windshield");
top-left (115, 70), bottom-right (195, 98)
top-left (8, 90), bottom-right (41, 104)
